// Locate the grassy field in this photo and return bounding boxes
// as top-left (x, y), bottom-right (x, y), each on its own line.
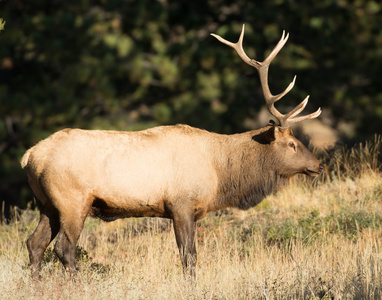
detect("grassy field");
top-left (1, 135), bottom-right (381, 299)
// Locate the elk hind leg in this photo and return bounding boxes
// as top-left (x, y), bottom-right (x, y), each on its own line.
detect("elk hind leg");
top-left (54, 210), bottom-right (87, 274)
top-left (27, 207), bottom-right (60, 279)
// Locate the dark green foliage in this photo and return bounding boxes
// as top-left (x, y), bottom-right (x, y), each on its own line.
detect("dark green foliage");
top-left (0, 1), bottom-right (381, 210)
top-left (264, 209), bottom-right (382, 245)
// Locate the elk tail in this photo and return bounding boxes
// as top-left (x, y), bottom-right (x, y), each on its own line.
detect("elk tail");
top-left (21, 149), bottom-right (32, 169)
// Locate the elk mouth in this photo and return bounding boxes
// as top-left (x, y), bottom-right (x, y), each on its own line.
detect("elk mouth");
top-left (304, 164), bottom-right (324, 176)
top-left (304, 169), bottom-right (320, 176)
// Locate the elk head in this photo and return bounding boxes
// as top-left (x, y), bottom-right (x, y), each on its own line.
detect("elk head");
top-left (266, 125), bottom-right (323, 176)
top-left (211, 25), bottom-right (323, 177)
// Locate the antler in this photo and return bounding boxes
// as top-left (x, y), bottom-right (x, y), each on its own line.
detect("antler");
top-left (211, 24), bottom-right (321, 128)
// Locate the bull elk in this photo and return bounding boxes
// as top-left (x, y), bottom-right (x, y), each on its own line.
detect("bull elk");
top-left (21, 25), bottom-right (323, 279)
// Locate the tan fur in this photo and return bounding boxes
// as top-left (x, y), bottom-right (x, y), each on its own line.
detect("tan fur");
top-left (22, 125), bottom-right (220, 217)
top-left (22, 124), bottom-right (322, 278)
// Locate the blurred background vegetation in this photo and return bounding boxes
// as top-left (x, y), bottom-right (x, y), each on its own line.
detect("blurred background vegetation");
top-left (0, 0), bottom-right (381, 220)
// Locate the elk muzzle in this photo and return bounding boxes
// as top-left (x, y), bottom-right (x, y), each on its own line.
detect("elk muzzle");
top-left (304, 162), bottom-right (324, 176)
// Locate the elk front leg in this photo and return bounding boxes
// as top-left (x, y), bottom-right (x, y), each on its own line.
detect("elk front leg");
top-left (172, 210), bottom-right (197, 277)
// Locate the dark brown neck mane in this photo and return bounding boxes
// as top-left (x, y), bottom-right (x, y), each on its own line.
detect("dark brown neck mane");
top-left (214, 129), bottom-right (289, 210)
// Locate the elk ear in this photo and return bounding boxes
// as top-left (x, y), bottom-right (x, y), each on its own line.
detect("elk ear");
top-left (284, 127), bottom-right (294, 136)
top-left (273, 126), bottom-right (283, 140)
top-left (274, 126), bottom-right (294, 139)
top-left (252, 126), bottom-right (277, 145)
top-left (252, 126), bottom-right (283, 145)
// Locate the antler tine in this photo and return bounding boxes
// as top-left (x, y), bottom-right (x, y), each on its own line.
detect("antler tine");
top-left (287, 107), bottom-right (322, 125)
top-left (286, 95), bottom-right (310, 120)
top-left (271, 75), bottom-right (296, 104)
top-left (281, 96), bottom-right (322, 126)
top-left (263, 30), bottom-right (289, 67)
top-left (210, 24), bottom-right (259, 68)
top-left (211, 24), bottom-right (321, 128)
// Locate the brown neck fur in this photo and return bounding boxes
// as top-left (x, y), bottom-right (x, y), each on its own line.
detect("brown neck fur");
top-left (213, 128), bottom-right (289, 210)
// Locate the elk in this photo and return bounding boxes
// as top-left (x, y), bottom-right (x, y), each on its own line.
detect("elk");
top-left (21, 25), bottom-right (323, 279)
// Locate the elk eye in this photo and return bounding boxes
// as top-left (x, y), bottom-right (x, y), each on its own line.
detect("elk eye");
top-left (288, 142), bottom-right (296, 151)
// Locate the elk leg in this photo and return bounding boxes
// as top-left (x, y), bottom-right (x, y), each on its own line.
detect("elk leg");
top-left (54, 212), bottom-right (86, 274)
top-left (172, 211), bottom-right (197, 277)
top-left (27, 208), bottom-right (60, 279)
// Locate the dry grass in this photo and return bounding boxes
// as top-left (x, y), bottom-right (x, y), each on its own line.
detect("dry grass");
top-left (0, 136), bottom-right (381, 299)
